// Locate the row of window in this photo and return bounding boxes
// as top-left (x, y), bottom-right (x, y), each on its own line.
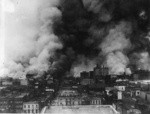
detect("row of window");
top-left (91, 100), bottom-right (101, 105)
top-left (14, 101), bottom-right (22, 104)
top-left (24, 109), bottom-right (39, 113)
top-left (56, 100), bottom-right (101, 106)
top-left (0, 106), bottom-right (8, 109)
top-left (23, 104), bottom-right (38, 109)
top-left (0, 101), bottom-right (22, 104)
top-left (15, 105), bottom-right (22, 108)
top-left (0, 101), bottom-right (8, 104)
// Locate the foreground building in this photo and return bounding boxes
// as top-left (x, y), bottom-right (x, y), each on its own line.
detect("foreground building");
top-left (43, 105), bottom-right (119, 114)
top-left (51, 88), bottom-right (102, 106)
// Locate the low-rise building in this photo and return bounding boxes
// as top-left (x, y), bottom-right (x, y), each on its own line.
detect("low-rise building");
top-left (14, 93), bottom-right (28, 113)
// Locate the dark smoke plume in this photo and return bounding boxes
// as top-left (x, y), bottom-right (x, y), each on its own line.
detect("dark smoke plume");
top-left (52, 0), bottom-right (150, 76)
top-left (3, 0), bottom-right (150, 79)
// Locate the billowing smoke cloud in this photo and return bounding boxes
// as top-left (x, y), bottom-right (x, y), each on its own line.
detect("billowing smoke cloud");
top-left (1, 0), bottom-right (150, 79)
top-left (100, 21), bottom-right (132, 74)
top-left (71, 56), bottom-right (96, 77)
top-left (55, 0), bottom-right (150, 76)
top-left (1, 0), bottom-right (62, 78)
top-left (82, 0), bottom-right (113, 22)
top-left (105, 51), bottom-right (130, 74)
top-left (137, 52), bottom-right (150, 70)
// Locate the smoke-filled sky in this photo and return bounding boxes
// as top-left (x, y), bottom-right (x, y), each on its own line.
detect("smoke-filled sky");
top-left (1, 0), bottom-right (150, 78)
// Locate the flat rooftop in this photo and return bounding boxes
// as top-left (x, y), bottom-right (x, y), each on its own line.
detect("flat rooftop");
top-left (44, 105), bottom-right (119, 114)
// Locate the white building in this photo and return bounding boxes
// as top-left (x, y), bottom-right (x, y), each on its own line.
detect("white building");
top-left (114, 86), bottom-right (126, 91)
top-left (2, 81), bottom-right (12, 86)
top-left (117, 91), bottom-right (122, 100)
top-left (23, 101), bottom-right (39, 114)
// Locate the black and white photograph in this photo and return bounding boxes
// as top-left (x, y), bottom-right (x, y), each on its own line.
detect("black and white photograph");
top-left (0, 0), bottom-right (150, 114)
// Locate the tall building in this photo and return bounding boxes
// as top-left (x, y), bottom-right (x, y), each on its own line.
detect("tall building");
top-left (94, 64), bottom-right (109, 79)
top-left (80, 71), bottom-right (89, 79)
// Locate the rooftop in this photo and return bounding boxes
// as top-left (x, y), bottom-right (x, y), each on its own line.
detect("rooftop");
top-left (44, 105), bottom-right (119, 114)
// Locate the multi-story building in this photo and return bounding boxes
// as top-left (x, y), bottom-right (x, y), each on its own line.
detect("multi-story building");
top-left (51, 88), bottom-right (102, 106)
top-left (0, 96), bottom-right (9, 113)
top-left (14, 93), bottom-right (28, 113)
top-left (23, 101), bottom-right (39, 114)
top-left (0, 93), bottom-right (27, 113)
top-left (51, 88), bottom-right (80, 106)
top-left (52, 96), bottom-right (82, 106)
top-left (94, 64), bottom-right (109, 78)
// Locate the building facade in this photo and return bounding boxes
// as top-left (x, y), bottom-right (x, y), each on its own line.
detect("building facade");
top-left (51, 89), bottom-right (102, 106)
top-left (0, 93), bottom-right (27, 113)
top-left (23, 101), bottom-right (39, 114)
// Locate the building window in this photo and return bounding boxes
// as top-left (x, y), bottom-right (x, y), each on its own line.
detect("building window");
top-left (28, 105), bottom-right (30, 108)
top-left (24, 105), bottom-right (26, 108)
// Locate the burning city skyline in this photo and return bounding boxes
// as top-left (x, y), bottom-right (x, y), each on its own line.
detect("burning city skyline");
top-left (1, 0), bottom-right (150, 78)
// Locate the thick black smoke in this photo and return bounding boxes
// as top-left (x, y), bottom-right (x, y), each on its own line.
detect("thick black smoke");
top-left (38, 0), bottom-right (150, 80)
top-left (6, 0), bottom-right (150, 80)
